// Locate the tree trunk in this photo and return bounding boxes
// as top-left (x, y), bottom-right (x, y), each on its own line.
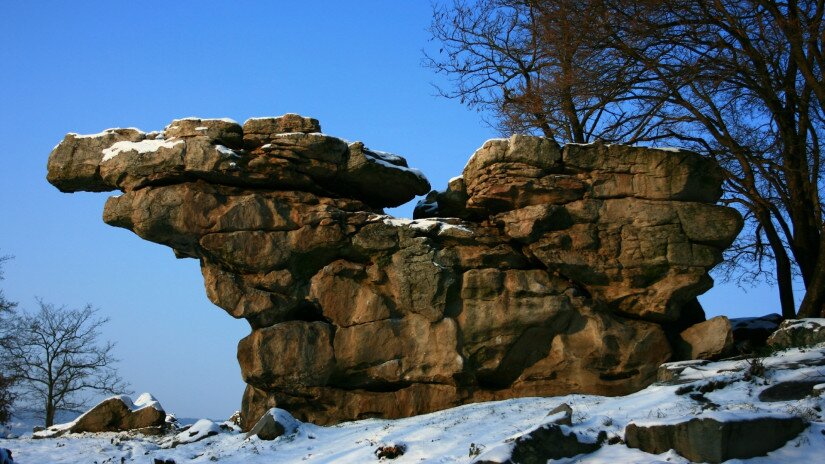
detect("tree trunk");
top-left (45, 399), bottom-right (55, 427)
top-left (797, 238), bottom-right (825, 318)
top-left (760, 212), bottom-right (797, 319)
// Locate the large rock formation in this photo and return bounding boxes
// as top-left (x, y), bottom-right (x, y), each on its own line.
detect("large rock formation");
top-left (47, 114), bottom-right (742, 429)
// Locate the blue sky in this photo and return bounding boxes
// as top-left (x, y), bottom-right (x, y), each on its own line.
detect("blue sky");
top-left (0, 1), bottom-right (798, 419)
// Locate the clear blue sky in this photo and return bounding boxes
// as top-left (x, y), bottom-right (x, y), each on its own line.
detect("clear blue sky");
top-left (0, 1), bottom-right (799, 419)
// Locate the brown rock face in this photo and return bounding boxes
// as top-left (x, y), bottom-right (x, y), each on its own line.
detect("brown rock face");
top-left (47, 116), bottom-right (742, 429)
top-left (675, 316), bottom-right (734, 360)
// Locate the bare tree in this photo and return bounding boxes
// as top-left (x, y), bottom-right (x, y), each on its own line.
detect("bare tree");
top-left (0, 255), bottom-right (15, 314)
top-left (0, 300), bottom-right (129, 426)
top-left (426, 0), bottom-right (660, 142)
top-left (0, 255), bottom-right (16, 425)
top-left (429, 0), bottom-right (824, 318)
top-left (604, 0), bottom-right (824, 318)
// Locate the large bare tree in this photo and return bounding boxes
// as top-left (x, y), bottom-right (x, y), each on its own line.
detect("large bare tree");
top-left (0, 300), bottom-right (129, 427)
top-left (429, 0), bottom-right (824, 318)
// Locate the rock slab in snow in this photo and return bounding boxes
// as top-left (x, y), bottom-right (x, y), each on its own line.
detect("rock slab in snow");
top-left (474, 423), bottom-right (601, 464)
top-left (34, 393), bottom-right (165, 438)
top-left (625, 415), bottom-right (807, 463)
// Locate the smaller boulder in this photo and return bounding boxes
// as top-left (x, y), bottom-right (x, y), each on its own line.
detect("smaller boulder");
top-left (758, 380), bottom-right (825, 402)
top-left (546, 403), bottom-right (573, 426)
top-left (375, 443), bottom-right (407, 460)
top-left (676, 316), bottom-right (734, 360)
top-left (473, 423), bottom-right (600, 464)
top-left (768, 318), bottom-right (825, 349)
top-left (242, 114), bottom-right (322, 148)
top-left (0, 448), bottom-right (13, 464)
top-left (625, 414), bottom-right (807, 463)
top-left (161, 419), bottom-right (221, 448)
top-left (163, 117), bottom-right (243, 148)
top-left (413, 176), bottom-right (471, 220)
top-left (245, 408), bottom-right (300, 441)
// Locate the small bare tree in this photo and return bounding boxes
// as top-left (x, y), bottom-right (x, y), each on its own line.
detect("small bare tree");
top-left (0, 255), bottom-right (15, 314)
top-left (0, 255), bottom-right (16, 425)
top-left (0, 300), bottom-right (129, 427)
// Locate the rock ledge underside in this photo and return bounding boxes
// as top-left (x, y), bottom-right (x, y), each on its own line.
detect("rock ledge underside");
top-left (47, 114), bottom-right (743, 429)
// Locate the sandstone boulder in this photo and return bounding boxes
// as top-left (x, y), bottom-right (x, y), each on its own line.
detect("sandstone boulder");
top-left (34, 393), bottom-right (165, 438)
top-left (625, 414), bottom-right (807, 463)
top-left (47, 115), bottom-right (742, 428)
top-left (675, 316), bottom-right (734, 360)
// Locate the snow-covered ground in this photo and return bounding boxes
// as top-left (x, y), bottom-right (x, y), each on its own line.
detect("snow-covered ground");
top-left (2, 345), bottom-right (824, 463)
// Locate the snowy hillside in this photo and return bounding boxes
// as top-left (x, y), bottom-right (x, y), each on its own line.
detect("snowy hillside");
top-left (1, 345), bottom-right (824, 463)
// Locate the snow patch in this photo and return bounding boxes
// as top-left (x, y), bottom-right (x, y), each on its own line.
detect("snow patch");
top-left (361, 149), bottom-right (428, 182)
top-left (69, 128), bottom-right (144, 139)
top-left (375, 215), bottom-right (473, 236)
top-left (215, 144), bottom-right (239, 158)
top-left (172, 117), bottom-right (238, 124)
top-left (133, 393), bottom-right (163, 412)
top-left (101, 139), bottom-right (183, 162)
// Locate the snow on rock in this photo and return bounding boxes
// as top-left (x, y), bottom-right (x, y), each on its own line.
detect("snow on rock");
top-left (768, 318), bottom-right (825, 349)
top-left (33, 393), bottom-right (166, 438)
top-left (360, 148), bottom-right (429, 183)
top-left (68, 127), bottom-right (144, 139)
top-left (101, 139), bottom-right (183, 162)
top-left (375, 215), bottom-right (473, 237)
top-left (133, 393), bottom-right (164, 412)
top-left (162, 419), bottom-right (221, 448)
top-left (245, 408), bottom-right (300, 441)
top-left (169, 117), bottom-right (239, 125)
top-left (730, 314), bottom-right (783, 331)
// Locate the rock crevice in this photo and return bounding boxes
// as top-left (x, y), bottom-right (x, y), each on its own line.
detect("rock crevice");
top-left (47, 114), bottom-right (742, 428)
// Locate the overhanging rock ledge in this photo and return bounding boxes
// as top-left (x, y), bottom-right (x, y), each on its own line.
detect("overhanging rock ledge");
top-left (47, 114), bottom-right (742, 429)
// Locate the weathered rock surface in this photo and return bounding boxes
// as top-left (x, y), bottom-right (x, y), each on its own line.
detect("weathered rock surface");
top-left (768, 318), bottom-right (825, 349)
top-left (34, 394), bottom-right (165, 438)
top-left (675, 316), bottom-right (734, 360)
top-left (624, 414), bottom-right (807, 463)
top-left (48, 116), bottom-right (742, 428)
